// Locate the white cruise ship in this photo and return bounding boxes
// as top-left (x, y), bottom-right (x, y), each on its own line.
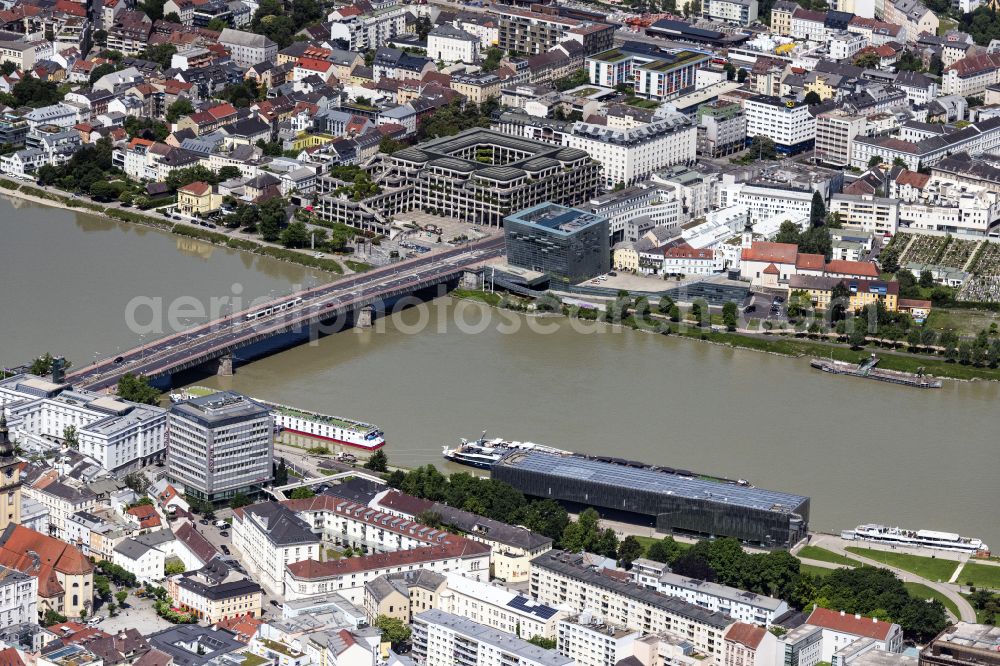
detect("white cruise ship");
top-left (443, 431), bottom-right (566, 469)
top-left (844, 524), bottom-right (989, 555)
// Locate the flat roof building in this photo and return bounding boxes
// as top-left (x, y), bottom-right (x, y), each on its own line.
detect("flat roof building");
top-left (505, 203), bottom-right (610, 283)
top-left (412, 609), bottom-right (573, 666)
top-left (919, 623), bottom-right (1000, 666)
top-left (493, 451), bottom-right (809, 548)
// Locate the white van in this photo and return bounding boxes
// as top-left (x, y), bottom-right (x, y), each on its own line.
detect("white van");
top-left (215, 520), bottom-right (228, 529)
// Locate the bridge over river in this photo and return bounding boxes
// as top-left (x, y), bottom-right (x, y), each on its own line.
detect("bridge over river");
top-left (67, 236), bottom-right (504, 391)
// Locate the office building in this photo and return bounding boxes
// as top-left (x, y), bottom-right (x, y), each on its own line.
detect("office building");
top-left (744, 96), bottom-right (816, 155)
top-left (315, 129), bottom-right (600, 232)
top-left (167, 392), bottom-right (273, 505)
top-left (504, 204), bottom-right (610, 282)
top-left (780, 625), bottom-right (825, 666)
top-left (815, 110), bottom-right (867, 168)
top-left (634, 52), bottom-right (713, 101)
top-left (495, 451), bottom-right (809, 548)
top-left (412, 609), bottom-right (573, 666)
top-left (702, 0), bottom-right (758, 25)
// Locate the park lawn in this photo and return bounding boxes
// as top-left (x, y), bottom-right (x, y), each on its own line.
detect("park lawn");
top-left (938, 17), bottom-right (958, 36)
top-left (633, 535), bottom-right (692, 556)
top-left (925, 307), bottom-right (1000, 337)
top-left (797, 546), bottom-right (861, 567)
top-left (800, 563), bottom-right (835, 578)
top-left (845, 547), bottom-right (959, 582)
top-left (959, 563), bottom-right (1000, 590)
top-left (904, 582), bottom-right (961, 619)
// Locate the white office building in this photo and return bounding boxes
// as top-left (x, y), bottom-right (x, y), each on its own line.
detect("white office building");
top-left (167, 391), bottom-right (273, 505)
top-left (744, 96), bottom-right (816, 155)
top-left (412, 609), bottom-right (574, 666)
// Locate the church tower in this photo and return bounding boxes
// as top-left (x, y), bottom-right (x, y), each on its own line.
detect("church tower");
top-left (741, 209), bottom-right (755, 249)
top-left (0, 415), bottom-right (22, 530)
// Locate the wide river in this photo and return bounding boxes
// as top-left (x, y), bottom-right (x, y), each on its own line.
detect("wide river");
top-left (3, 197), bottom-right (997, 547)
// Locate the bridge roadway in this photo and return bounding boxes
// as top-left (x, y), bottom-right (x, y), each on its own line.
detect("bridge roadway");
top-left (68, 236), bottom-right (505, 391)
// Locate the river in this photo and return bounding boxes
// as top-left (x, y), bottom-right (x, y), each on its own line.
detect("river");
top-left (2, 196), bottom-right (997, 547)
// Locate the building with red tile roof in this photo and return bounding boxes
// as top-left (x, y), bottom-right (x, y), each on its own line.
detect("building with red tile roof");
top-left (126, 503), bottom-right (162, 530)
top-left (0, 648), bottom-right (25, 666)
top-left (824, 260), bottom-right (880, 279)
top-left (806, 607), bottom-right (903, 660)
top-left (0, 525), bottom-right (94, 619)
top-left (724, 622), bottom-right (777, 666)
top-left (215, 614), bottom-right (262, 643)
top-left (795, 253), bottom-right (826, 273)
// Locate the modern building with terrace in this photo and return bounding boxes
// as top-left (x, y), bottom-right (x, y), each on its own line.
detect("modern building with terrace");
top-left (314, 129), bottom-right (600, 232)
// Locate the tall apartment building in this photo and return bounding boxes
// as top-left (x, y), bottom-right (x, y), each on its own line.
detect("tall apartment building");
top-left (744, 96), bottom-right (816, 155)
top-left (815, 110), bottom-right (867, 168)
top-left (328, 4), bottom-right (407, 51)
top-left (412, 609), bottom-right (573, 666)
top-left (498, 8), bottom-right (613, 56)
top-left (702, 0), bottom-right (758, 25)
top-left (557, 617), bottom-right (640, 666)
top-left (167, 391), bottom-right (273, 505)
top-left (697, 101), bottom-right (747, 157)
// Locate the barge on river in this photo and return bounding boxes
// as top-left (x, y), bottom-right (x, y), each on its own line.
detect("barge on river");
top-left (810, 355), bottom-right (942, 388)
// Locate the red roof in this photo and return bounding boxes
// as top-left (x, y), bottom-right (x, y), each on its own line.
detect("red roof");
top-left (0, 526), bottom-right (93, 599)
top-left (215, 614), bottom-right (262, 643)
top-left (806, 607), bottom-right (897, 640)
top-left (179, 181), bottom-right (211, 196)
top-left (895, 169), bottom-right (930, 189)
top-left (0, 648), bottom-right (26, 666)
top-left (742, 242), bottom-right (799, 264)
top-left (725, 623), bottom-right (767, 650)
top-left (825, 260), bottom-right (880, 278)
top-left (126, 503), bottom-right (162, 529)
top-left (763, 263), bottom-right (780, 275)
top-left (207, 103), bottom-right (237, 119)
top-left (897, 298), bottom-right (932, 309)
top-left (796, 253), bottom-right (825, 271)
top-left (297, 57), bottom-right (333, 73)
top-left (664, 243), bottom-right (713, 260)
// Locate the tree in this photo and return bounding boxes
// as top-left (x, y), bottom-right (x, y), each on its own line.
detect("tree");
top-left (515, 499), bottom-right (569, 542)
top-left (375, 615), bottom-right (411, 646)
top-left (30, 352), bottom-right (57, 375)
top-left (481, 47), bottom-right (503, 72)
top-left (124, 471), bottom-right (150, 494)
top-left (274, 460), bottom-right (289, 486)
top-left (258, 197), bottom-right (288, 241)
top-left (94, 575), bottom-right (112, 600)
top-left (595, 528), bottom-right (620, 558)
top-left (116, 590), bottom-right (128, 607)
top-left (528, 636), bottom-right (557, 650)
top-left (379, 135), bottom-right (404, 155)
top-left (90, 63), bottom-right (118, 85)
top-left (9, 78), bottom-right (60, 108)
top-left (918, 270), bottom-right (934, 288)
top-left (722, 301), bottom-right (738, 331)
top-left (880, 246), bottom-right (900, 274)
top-left (737, 68), bottom-right (748, 83)
top-left (289, 487), bottom-right (316, 499)
top-left (849, 320), bottom-right (868, 348)
top-left (43, 609), bottom-right (68, 626)
top-left (617, 535), bottom-right (644, 569)
top-left (749, 135), bottom-right (776, 160)
top-left (830, 281), bottom-right (851, 323)
top-left (218, 79), bottom-right (262, 108)
top-left (116, 373), bottom-right (161, 405)
top-left (810, 191), bottom-right (826, 228)
top-left (803, 90), bottom-right (822, 105)
top-left (229, 493), bottom-right (252, 509)
top-left (139, 44), bottom-right (177, 69)
top-left (63, 425), bottom-right (79, 449)
top-left (166, 99), bottom-right (194, 124)
top-left (853, 51), bottom-right (880, 69)
top-left (165, 560), bottom-right (186, 575)
top-left (364, 449), bottom-right (388, 472)
top-left (868, 155), bottom-right (883, 168)
top-left (107, 601), bottom-right (118, 617)
top-left (723, 62), bottom-right (736, 80)
top-left (646, 536), bottom-right (682, 564)
top-left (280, 220), bottom-right (310, 248)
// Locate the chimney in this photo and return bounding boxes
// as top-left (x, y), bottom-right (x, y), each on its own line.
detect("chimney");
top-left (840, 610), bottom-right (846, 617)
top-left (855, 613), bottom-right (861, 620)
top-left (872, 617), bottom-right (878, 623)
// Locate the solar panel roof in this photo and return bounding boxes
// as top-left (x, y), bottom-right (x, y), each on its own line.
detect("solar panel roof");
top-left (498, 452), bottom-right (808, 512)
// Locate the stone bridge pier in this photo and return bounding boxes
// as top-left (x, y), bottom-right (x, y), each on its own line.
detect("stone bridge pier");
top-left (461, 269), bottom-right (483, 289)
top-left (356, 304), bottom-right (376, 328)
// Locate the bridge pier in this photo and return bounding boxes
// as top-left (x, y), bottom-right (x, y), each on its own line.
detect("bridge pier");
top-left (216, 354), bottom-right (234, 376)
top-left (462, 269), bottom-right (482, 289)
top-left (356, 305), bottom-right (375, 328)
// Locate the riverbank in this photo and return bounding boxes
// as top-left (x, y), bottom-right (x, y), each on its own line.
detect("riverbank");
top-left (450, 289), bottom-right (1000, 382)
top-left (0, 178), bottom-right (349, 274)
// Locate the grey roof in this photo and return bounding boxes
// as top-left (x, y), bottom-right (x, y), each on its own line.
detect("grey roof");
top-left (496, 451), bottom-right (808, 513)
top-left (170, 391), bottom-right (269, 428)
top-left (242, 502), bottom-right (319, 547)
top-left (414, 609), bottom-right (573, 666)
top-left (533, 550), bottom-right (733, 629)
top-left (147, 626), bottom-right (244, 666)
top-left (114, 537), bottom-right (154, 561)
top-left (219, 28), bottom-right (276, 49)
top-left (429, 24), bottom-right (478, 42)
top-left (176, 558), bottom-right (262, 601)
top-left (429, 502), bottom-right (552, 551)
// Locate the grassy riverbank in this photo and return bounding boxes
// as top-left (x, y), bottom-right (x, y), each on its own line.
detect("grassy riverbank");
top-left (450, 289), bottom-right (1000, 382)
top-left (844, 547), bottom-right (959, 581)
top-left (0, 178), bottom-right (346, 274)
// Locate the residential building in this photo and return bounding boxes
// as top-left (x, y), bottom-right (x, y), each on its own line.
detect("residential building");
top-left (22, 475), bottom-right (97, 541)
top-left (815, 111), bottom-right (867, 168)
top-left (427, 25), bottom-right (479, 64)
top-left (328, 4), bottom-right (407, 51)
top-left (168, 557), bottom-right (262, 623)
top-left (219, 28), bottom-right (278, 68)
top-left (498, 8), bottom-right (613, 56)
top-left (770, 1), bottom-right (798, 36)
top-left (779, 624), bottom-right (824, 666)
top-left (829, 193), bottom-right (900, 235)
top-left (438, 572), bottom-right (565, 640)
top-left (632, 562), bottom-right (789, 626)
top-left (167, 392), bottom-right (273, 505)
top-left (787, 276), bottom-right (900, 311)
top-left (724, 623), bottom-right (778, 666)
top-left (634, 52), bottom-right (712, 101)
top-left (702, 0), bottom-right (758, 25)
top-left (177, 181), bottom-right (223, 216)
top-left (0, 565), bottom-right (38, 628)
top-left (0, 524), bottom-right (94, 619)
top-left (364, 570), bottom-right (447, 623)
top-left (697, 101), bottom-right (746, 158)
top-left (450, 72), bottom-right (503, 105)
top-left (807, 609), bottom-right (904, 661)
top-left (112, 537), bottom-right (166, 585)
top-left (529, 550), bottom-right (734, 655)
top-left (942, 53), bottom-right (1000, 98)
top-left (505, 203), bottom-right (610, 282)
top-left (412, 609), bottom-right (573, 666)
top-left (557, 618), bottom-right (640, 666)
top-left (744, 96), bottom-right (816, 155)
top-left (147, 625), bottom-right (246, 666)
top-left (231, 502), bottom-right (320, 594)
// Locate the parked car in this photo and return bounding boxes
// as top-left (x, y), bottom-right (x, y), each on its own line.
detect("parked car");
top-left (219, 531), bottom-right (229, 537)
top-left (220, 545), bottom-right (230, 555)
top-left (270, 600), bottom-right (280, 608)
